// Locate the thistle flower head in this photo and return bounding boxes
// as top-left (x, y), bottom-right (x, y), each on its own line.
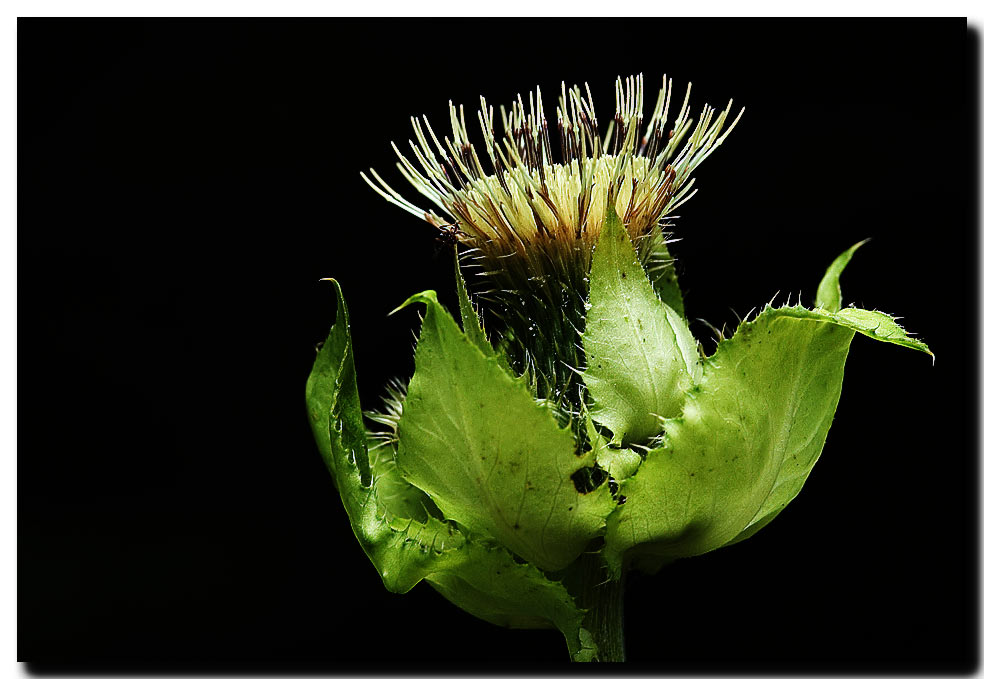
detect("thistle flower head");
top-left (363, 74), bottom-right (743, 275)
top-left (363, 74), bottom-right (743, 408)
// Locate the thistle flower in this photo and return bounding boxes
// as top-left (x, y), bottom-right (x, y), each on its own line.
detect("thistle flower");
top-left (362, 75), bottom-right (741, 407)
top-left (307, 75), bottom-right (932, 662)
top-left (363, 74), bottom-right (740, 263)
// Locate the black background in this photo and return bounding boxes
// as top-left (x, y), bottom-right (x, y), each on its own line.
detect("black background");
top-left (19, 18), bottom-right (977, 670)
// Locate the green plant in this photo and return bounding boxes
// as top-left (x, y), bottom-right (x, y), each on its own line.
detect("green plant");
top-left (305, 75), bottom-right (931, 662)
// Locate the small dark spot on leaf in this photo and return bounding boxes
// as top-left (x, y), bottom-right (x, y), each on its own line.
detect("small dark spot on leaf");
top-left (617, 495), bottom-right (627, 505)
top-left (513, 523), bottom-right (521, 530)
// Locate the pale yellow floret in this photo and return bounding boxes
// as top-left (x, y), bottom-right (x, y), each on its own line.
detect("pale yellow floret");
top-left (363, 74), bottom-right (743, 259)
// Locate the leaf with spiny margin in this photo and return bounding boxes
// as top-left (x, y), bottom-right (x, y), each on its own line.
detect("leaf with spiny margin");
top-left (644, 234), bottom-right (687, 321)
top-left (453, 247), bottom-right (495, 357)
top-left (813, 306), bottom-right (933, 356)
top-left (394, 290), bottom-right (614, 572)
top-left (728, 241), bottom-right (932, 547)
top-left (812, 240), bottom-right (931, 355)
top-left (602, 305), bottom-right (855, 576)
top-left (583, 207), bottom-right (701, 445)
top-left (603, 298), bottom-right (932, 574)
top-left (724, 247), bottom-right (931, 545)
top-left (425, 545), bottom-right (597, 661)
top-left (306, 280), bottom-right (462, 592)
top-left (306, 280), bottom-right (597, 661)
top-left (724, 304), bottom-right (931, 544)
top-left (815, 240), bottom-right (868, 311)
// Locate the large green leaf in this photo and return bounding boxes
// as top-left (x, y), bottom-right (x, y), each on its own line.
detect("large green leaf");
top-left (602, 305), bottom-right (855, 574)
top-left (583, 207), bottom-right (701, 445)
top-left (725, 305), bottom-right (930, 546)
top-left (394, 290), bottom-right (614, 572)
top-left (603, 300), bottom-right (931, 574)
top-left (306, 280), bottom-right (597, 660)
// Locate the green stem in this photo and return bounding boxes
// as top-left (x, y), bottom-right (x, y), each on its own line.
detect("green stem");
top-left (566, 553), bottom-right (626, 662)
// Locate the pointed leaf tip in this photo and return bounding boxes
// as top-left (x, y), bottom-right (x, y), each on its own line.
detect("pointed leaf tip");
top-left (389, 290), bottom-right (440, 316)
top-left (452, 249), bottom-right (495, 357)
top-left (816, 239), bottom-right (870, 311)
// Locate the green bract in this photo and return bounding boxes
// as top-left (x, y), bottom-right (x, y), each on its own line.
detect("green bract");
top-left (306, 209), bottom-right (930, 661)
top-left (583, 209), bottom-right (702, 446)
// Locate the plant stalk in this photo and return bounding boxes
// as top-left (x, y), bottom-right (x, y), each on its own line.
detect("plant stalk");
top-left (566, 553), bottom-right (626, 662)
